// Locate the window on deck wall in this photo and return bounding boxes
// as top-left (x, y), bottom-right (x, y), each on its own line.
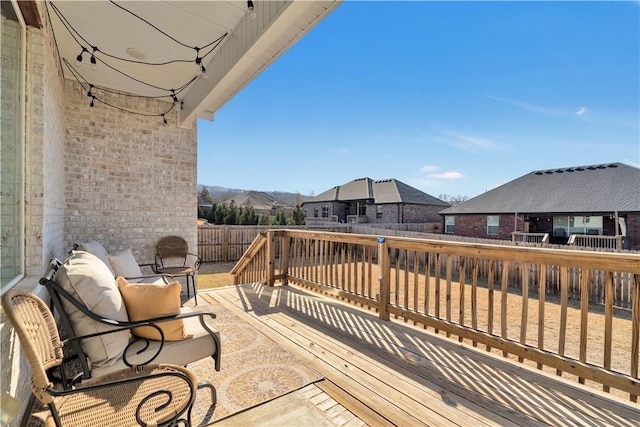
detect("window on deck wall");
top-left (487, 216), bottom-right (499, 236)
top-left (445, 216), bottom-right (455, 233)
top-left (322, 205), bottom-right (330, 218)
top-left (0, 1), bottom-right (25, 291)
top-left (376, 205), bottom-right (383, 219)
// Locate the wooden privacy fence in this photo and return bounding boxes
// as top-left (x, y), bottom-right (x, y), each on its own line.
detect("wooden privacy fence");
top-left (197, 224), bottom-right (349, 262)
top-left (231, 229), bottom-right (640, 401)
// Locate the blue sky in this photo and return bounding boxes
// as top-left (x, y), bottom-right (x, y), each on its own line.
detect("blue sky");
top-left (197, 1), bottom-right (640, 199)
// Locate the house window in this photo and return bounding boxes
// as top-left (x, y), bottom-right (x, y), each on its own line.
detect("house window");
top-left (487, 216), bottom-right (499, 236)
top-left (313, 208), bottom-right (318, 218)
top-left (322, 205), bottom-right (330, 218)
top-left (376, 205), bottom-right (383, 219)
top-left (358, 205), bottom-right (366, 216)
top-left (1, 2), bottom-right (25, 290)
top-left (445, 216), bottom-right (455, 234)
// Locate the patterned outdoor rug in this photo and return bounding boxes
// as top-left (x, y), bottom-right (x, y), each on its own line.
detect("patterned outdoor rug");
top-left (187, 294), bottom-right (323, 426)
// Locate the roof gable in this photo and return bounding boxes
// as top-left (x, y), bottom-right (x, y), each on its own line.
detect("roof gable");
top-left (440, 163), bottom-right (640, 215)
top-left (303, 177), bottom-right (448, 206)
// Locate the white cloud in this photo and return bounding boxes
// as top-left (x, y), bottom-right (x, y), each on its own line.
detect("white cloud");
top-left (575, 107), bottom-right (587, 116)
top-left (428, 171), bottom-right (464, 180)
top-left (419, 165), bottom-right (441, 173)
top-left (326, 147), bottom-right (349, 154)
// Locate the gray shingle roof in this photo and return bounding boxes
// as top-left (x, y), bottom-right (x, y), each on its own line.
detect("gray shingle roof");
top-left (223, 191), bottom-right (289, 209)
top-left (305, 177), bottom-right (449, 206)
top-left (440, 163), bottom-right (640, 215)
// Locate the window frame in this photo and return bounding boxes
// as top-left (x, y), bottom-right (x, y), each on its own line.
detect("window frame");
top-left (1, 0), bottom-right (27, 292)
top-left (444, 216), bottom-right (455, 234)
top-left (487, 215), bottom-right (499, 236)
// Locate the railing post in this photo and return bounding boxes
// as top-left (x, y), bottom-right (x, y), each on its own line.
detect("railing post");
top-left (281, 232), bottom-right (290, 285)
top-left (377, 237), bottom-right (390, 321)
top-left (265, 230), bottom-right (276, 286)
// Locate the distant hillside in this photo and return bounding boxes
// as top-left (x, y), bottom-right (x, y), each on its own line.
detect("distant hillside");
top-left (198, 185), bottom-right (310, 207)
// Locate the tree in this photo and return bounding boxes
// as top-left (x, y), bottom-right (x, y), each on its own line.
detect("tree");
top-left (271, 209), bottom-right (288, 225)
top-left (214, 203), bottom-right (226, 225)
top-left (207, 202), bottom-right (218, 223)
top-left (438, 193), bottom-right (469, 205)
top-left (238, 205), bottom-right (258, 225)
top-left (224, 200), bottom-right (238, 225)
top-left (198, 186), bottom-right (214, 203)
top-left (291, 205), bottom-right (306, 225)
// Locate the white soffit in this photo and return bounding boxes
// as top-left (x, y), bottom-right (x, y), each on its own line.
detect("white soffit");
top-left (48, 1), bottom-right (342, 127)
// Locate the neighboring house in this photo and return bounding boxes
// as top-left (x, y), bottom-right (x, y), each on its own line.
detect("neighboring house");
top-left (221, 191), bottom-right (292, 217)
top-left (439, 163), bottom-right (640, 250)
top-left (302, 178), bottom-right (450, 224)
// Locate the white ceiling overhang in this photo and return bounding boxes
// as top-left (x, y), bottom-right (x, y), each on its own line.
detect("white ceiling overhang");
top-left (48, 1), bottom-right (341, 127)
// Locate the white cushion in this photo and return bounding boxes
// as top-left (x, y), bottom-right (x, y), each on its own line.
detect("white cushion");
top-left (108, 249), bottom-right (143, 278)
top-left (77, 240), bottom-right (115, 276)
top-left (91, 307), bottom-right (218, 378)
top-left (55, 251), bottom-right (130, 367)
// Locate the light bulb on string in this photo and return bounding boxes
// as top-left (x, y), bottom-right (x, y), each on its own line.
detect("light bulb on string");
top-left (171, 89), bottom-right (178, 103)
top-left (89, 96), bottom-right (95, 108)
top-left (86, 84), bottom-right (93, 97)
top-left (90, 46), bottom-right (98, 71)
top-left (161, 114), bottom-right (167, 125)
top-left (76, 47), bottom-right (88, 66)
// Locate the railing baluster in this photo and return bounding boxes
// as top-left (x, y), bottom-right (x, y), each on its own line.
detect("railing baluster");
top-left (603, 271), bottom-right (613, 392)
top-left (501, 260), bottom-right (510, 357)
top-left (557, 266), bottom-right (569, 376)
top-left (537, 264), bottom-right (546, 369)
top-left (631, 274), bottom-right (639, 402)
top-left (459, 256), bottom-right (467, 342)
top-left (519, 263), bottom-right (529, 362)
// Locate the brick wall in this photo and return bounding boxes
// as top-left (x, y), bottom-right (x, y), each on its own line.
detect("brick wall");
top-left (625, 213), bottom-right (640, 250)
top-left (446, 214), bottom-right (519, 241)
top-left (63, 80), bottom-right (198, 263)
top-left (2, 3), bottom-right (68, 423)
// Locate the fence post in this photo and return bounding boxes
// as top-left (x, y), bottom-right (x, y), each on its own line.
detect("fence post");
top-left (281, 232), bottom-right (290, 285)
top-left (378, 237), bottom-right (390, 321)
top-left (266, 230), bottom-right (275, 286)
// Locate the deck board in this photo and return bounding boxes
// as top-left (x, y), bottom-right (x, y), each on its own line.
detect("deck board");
top-left (202, 283), bottom-right (640, 427)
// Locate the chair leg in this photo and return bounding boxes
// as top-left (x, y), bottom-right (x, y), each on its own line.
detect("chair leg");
top-left (198, 381), bottom-right (216, 404)
top-left (19, 395), bottom-right (37, 427)
top-left (186, 381), bottom-right (216, 425)
top-left (189, 274), bottom-right (198, 305)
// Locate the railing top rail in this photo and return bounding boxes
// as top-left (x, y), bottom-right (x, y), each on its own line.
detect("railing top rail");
top-left (275, 229), bottom-right (640, 274)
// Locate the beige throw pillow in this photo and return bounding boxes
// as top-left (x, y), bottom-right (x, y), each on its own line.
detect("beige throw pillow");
top-left (116, 277), bottom-right (192, 341)
top-left (108, 249), bottom-right (143, 278)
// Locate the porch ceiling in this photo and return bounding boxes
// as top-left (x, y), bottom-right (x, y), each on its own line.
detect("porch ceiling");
top-left (48, 1), bottom-right (341, 127)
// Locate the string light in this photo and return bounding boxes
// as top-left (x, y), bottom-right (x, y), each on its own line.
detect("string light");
top-left (63, 59), bottom-right (176, 124)
top-left (247, 1), bottom-right (254, 11)
top-left (76, 46), bottom-right (87, 66)
top-left (49, 2), bottom-right (226, 88)
top-left (90, 47), bottom-right (98, 70)
top-left (48, 1), bottom-right (230, 123)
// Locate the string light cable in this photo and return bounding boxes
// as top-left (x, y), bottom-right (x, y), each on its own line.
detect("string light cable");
top-left (63, 58), bottom-right (176, 124)
top-left (49, 1), bottom-right (227, 68)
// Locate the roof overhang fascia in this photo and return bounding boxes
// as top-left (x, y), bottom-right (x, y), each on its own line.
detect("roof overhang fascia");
top-left (180, 0), bottom-right (341, 127)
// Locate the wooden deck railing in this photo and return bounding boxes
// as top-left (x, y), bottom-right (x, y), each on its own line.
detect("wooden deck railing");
top-left (231, 229), bottom-right (640, 401)
top-left (569, 233), bottom-right (624, 250)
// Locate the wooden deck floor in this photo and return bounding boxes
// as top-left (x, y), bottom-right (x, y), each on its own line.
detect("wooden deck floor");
top-left (201, 283), bottom-right (640, 427)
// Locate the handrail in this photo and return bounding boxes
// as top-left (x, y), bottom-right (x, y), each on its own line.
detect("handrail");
top-left (231, 228), bottom-right (640, 401)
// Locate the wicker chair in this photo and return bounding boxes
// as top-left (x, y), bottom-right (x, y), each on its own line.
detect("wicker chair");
top-left (2, 290), bottom-right (199, 427)
top-left (153, 236), bottom-right (202, 304)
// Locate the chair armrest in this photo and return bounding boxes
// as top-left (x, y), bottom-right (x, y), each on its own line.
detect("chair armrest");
top-left (125, 273), bottom-right (173, 284)
top-left (185, 252), bottom-right (202, 270)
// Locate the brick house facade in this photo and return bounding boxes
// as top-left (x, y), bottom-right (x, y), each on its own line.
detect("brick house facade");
top-left (440, 164), bottom-right (640, 250)
top-left (303, 178), bottom-right (449, 224)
